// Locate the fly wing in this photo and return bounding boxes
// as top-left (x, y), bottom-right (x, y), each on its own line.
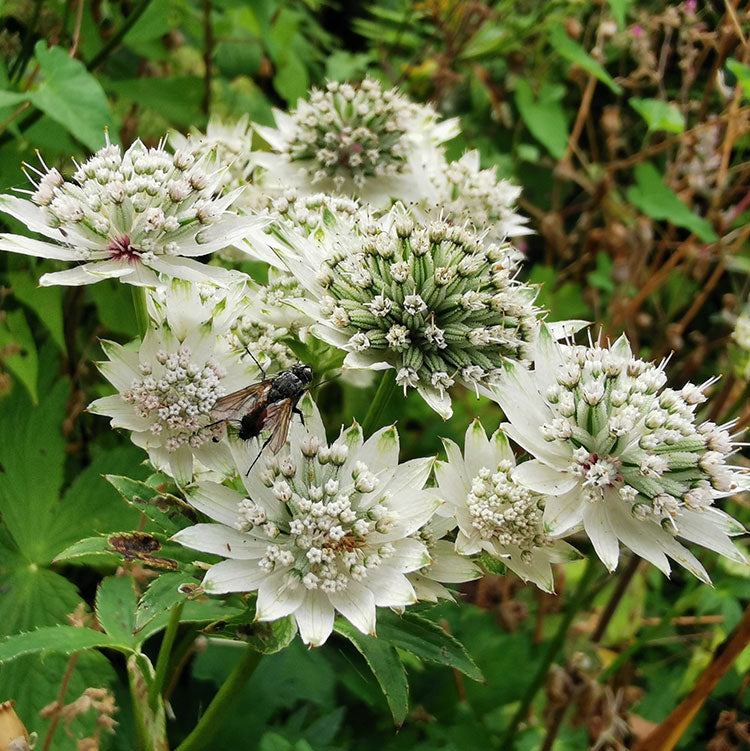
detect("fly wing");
top-left (263, 399), bottom-right (294, 453)
top-left (211, 381), bottom-right (271, 422)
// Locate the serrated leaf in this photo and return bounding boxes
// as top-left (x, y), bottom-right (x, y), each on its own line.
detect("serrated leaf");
top-left (630, 98), bottom-right (685, 133)
top-left (0, 308), bottom-right (38, 404)
top-left (514, 80), bottom-right (569, 160)
top-left (106, 76), bottom-right (203, 128)
top-left (53, 535), bottom-right (121, 565)
top-left (549, 26), bottom-right (622, 94)
top-left (376, 611), bottom-right (483, 681)
top-left (95, 576), bottom-right (137, 644)
top-left (0, 626), bottom-right (129, 664)
top-left (30, 42), bottom-right (115, 151)
top-left (105, 475), bottom-right (198, 534)
top-left (334, 619), bottom-right (409, 725)
top-left (627, 162), bottom-right (718, 242)
top-left (135, 572), bottom-right (196, 631)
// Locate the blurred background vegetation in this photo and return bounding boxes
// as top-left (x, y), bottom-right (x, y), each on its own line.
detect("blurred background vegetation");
top-left (0, 1), bottom-right (750, 749)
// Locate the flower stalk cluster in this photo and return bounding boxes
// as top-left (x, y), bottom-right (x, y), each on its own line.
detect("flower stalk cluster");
top-left (289, 210), bottom-right (539, 417)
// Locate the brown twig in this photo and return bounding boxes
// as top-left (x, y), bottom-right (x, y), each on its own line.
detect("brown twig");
top-left (41, 653), bottom-right (79, 751)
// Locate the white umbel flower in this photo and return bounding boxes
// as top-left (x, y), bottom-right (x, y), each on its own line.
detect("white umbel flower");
top-left (0, 136), bottom-right (268, 287)
top-left (88, 278), bottom-right (260, 484)
top-left (421, 150), bottom-right (531, 245)
top-left (170, 115), bottom-right (260, 197)
top-left (491, 325), bottom-right (748, 581)
top-left (283, 207), bottom-right (540, 418)
top-left (254, 78), bottom-right (458, 208)
top-left (432, 419), bottom-right (580, 592)
top-left (407, 516), bottom-right (481, 602)
top-left (173, 395), bottom-right (439, 646)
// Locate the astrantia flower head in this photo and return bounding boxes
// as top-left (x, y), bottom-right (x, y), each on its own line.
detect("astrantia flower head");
top-left (432, 419), bottom-right (580, 592)
top-left (264, 188), bottom-right (362, 239)
top-left (89, 279), bottom-right (260, 483)
top-left (170, 115), bottom-right (260, 196)
top-left (173, 395), bottom-right (439, 646)
top-left (492, 326), bottom-right (748, 581)
top-left (424, 150), bottom-right (531, 245)
top-left (230, 269), bottom-right (307, 372)
top-left (406, 516), bottom-right (481, 602)
top-left (255, 78), bottom-right (458, 207)
top-left (285, 208), bottom-right (540, 418)
top-left (0, 136), bottom-right (266, 287)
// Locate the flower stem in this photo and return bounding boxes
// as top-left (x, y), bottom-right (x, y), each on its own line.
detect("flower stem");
top-left (175, 643), bottom-right (262, 751)
top-left (131, 285), bottom-right (150, 338)
top-left (361, 370), bottom-right (397, 436)
top-left (499, 557), bottom-right (598, 750)
top-left (149, 601), bottom-right (184, 707)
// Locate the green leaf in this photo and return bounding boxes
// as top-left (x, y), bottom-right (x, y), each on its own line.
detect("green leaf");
top-left (325, 51), bottom-right (372, 81)
top-left (377, 611), bottom-right (484, 681)
top-left (105, 475), bottom-right (198, 534)
top-left (87, 279), bottom-right (138, 337)
top-left (607, 0), bottom-right (631, 28)
top-left (273, 53), bottom-right (309, 105)
top-left (587, 252), bottom-right (616, 293)
top-left (528, 266), bottom-right (592, 321)
top-left (53, 535), bottom-right (121, 566)
top-left (514, 80), bottom-right (569, 160)
top-left (7, 270), bottom-right (64, 350)
top-left (627, 162), bottom-right (718, 242)
top-left (334, 619), bottom-right (409, 725)
top-left (0, 308), bottom-right (38, 403)
top-left (30, 41), bottom-right (115, 152)
top-left (95, 576), bottom-right (138, 644)
top-left (549, 26), bottom-right (622, 94)
top-left (137, 598), bottom-right (246, 643)
top-left (0, 379), bottom-right (67, 560)
top-left (630, 98), bottom-right (685, 133)
top-left (727, 58), bottom-right (750, 99)
top-left (0, 89), bottom-right (29, 108)
top-left (135, 572), bottom-right (196, 631)
top-left (0, 626), bottom-right (128, 664)
top-left (106, 76), bottom-right (204, 129)
top-left (246, 616), bottom-right (297, 655)
top-left (478, 551), bottom-right (507, 576)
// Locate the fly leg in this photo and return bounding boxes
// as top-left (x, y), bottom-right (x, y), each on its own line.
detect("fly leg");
top-left (292, 407), bottom-right (306, 428)
top-left (242, 346), bottom-right (267, 380)
top-left (246, 433), bottom-right (274, 476)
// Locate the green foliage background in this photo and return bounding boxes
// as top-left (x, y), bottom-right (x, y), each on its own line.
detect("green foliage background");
top-left (0, 1), bottom-right (749, 749)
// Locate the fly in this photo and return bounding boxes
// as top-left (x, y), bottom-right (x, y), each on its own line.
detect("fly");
top-left (209, 352), bottom-right (313, 475)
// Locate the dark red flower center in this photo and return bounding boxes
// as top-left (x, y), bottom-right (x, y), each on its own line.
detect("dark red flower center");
top-left (108, 235), bottom-right (142, 262)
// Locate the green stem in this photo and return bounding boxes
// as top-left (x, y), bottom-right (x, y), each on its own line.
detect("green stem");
top-left (361, 370), bottom-right (397, 436)
top-left (500, 557), bottom-right (598, 750)
top-left (131, 285), bottom-right (150, 338)
top-left (175, 644), bottom-right (262, 751)
top-left (149, 601), bottom-right (184, 707)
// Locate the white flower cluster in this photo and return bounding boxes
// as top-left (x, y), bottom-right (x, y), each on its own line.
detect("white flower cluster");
top-left (285, 209), bottom-right (539, 418)
top-left (432, 421), bottom-right (579, 592)
top-left (255, 78), bottom-right (458, 207)
top-left (173, 396), bottom-right (468, 645)
top-left (493, 327), bottom-right (748, 580)
top-left (89, 279), bottom-right (260, 483)
top-left (0, 137), bottom-right (268, 287)
top-left (423, 150), bottom-right (531, 247)
top-left (170, 115), bottom-right (259, 196)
